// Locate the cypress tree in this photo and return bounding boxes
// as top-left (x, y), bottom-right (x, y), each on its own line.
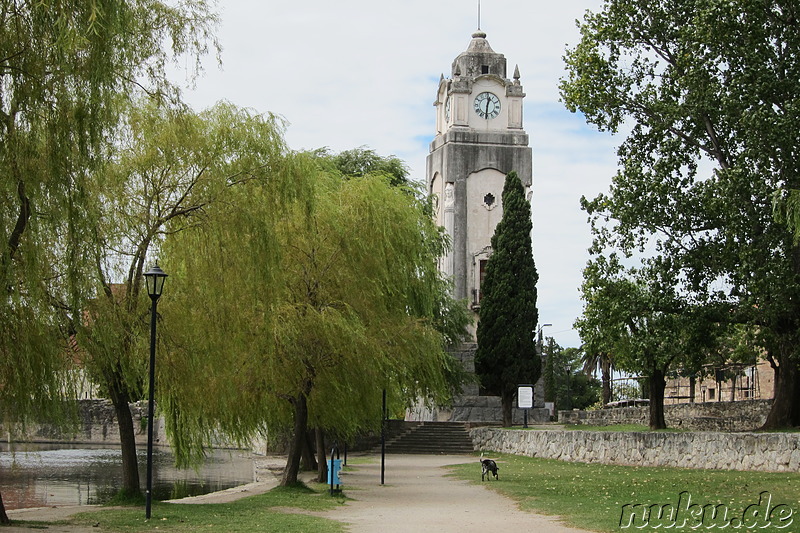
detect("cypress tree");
top-left (475, 171), bottom-right (540, 426)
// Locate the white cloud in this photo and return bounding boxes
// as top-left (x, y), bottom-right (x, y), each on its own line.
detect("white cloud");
top-left (176, 0), bottom-right (615, 348)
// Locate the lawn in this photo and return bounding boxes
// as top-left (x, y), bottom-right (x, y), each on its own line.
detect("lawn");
top-left (16, 452), bottom-right (800, 532)
top-left (64, 484), bottom-right (347, 533)
top-left (450, 454), bottom-right (800, 532)
top-left (563, 424), bottom-right (650, 432)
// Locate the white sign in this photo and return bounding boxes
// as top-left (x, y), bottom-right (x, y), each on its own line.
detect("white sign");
top-left (518, 385), bottom-right (534, 409)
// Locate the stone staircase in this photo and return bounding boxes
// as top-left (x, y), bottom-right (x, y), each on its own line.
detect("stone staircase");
top-left (381, 421), bottom-right (475, 455)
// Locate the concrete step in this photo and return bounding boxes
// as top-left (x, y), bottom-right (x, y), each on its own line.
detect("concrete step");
top-left (379, 422), bottom-right (474, 455)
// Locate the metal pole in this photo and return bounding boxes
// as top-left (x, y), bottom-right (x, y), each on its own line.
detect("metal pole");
top-left (380, 388), bottom-right (386, 485)
top-left (329, 447), bottom-right (335, 496)
top-left (145, 296), bottom-right (158, 519)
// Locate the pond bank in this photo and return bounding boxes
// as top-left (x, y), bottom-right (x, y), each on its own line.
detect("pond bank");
top-left (0, 443), bottom-right (257, 510)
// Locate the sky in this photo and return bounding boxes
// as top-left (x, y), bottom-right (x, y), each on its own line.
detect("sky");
top-left (175, 1), bottom-right (622, 348)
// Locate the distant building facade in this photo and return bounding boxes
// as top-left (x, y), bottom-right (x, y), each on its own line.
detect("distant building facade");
top-left (663, 361), bottom-right (775, 405)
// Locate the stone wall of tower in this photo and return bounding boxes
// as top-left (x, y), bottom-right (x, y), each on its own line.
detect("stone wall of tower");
top-left (426, 129), bottom-right (531, 304)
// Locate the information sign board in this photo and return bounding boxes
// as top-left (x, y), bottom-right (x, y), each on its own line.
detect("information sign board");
top-left (518, 385), bottom-right (534, 409)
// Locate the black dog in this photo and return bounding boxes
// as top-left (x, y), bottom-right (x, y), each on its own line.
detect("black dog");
top-left (481, 458), bottom-right (499, 481)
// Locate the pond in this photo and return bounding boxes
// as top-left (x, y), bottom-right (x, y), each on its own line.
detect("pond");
top-left (0, 443), bottom-right (255, 510)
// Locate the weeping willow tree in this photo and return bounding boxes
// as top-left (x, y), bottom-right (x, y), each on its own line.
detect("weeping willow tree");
top-left (77, 99), bottom-right (287, 497)
top-left (0, 0), bottom-right (217, 522)
top-left (160, 152), bottom-right (467, 485)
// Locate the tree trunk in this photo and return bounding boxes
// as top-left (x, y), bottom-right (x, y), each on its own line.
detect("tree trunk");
top-left (601, 365), bottom-right (612, 406)
top-left (501, 391), bottom-right (513, 427)
top-left (315, 427), bottom-right (327, 484)
top-left (689, 375), bottom-right (696, 403)
top-left (761, 356), bottom-right (800, 429)
top-left (109, 380), bottom-right (140, 496)
top-left (281, 393), bottom-right (309, 486)
top-left (300, 430), bottom-right (316, 472)
top-left (648, 369), bottom-right (667, 430)
top-left (0, 491), bottom-right (9, 525)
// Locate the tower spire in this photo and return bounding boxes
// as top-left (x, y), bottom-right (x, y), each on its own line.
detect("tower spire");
top-left (477, 0), bottom-right (481, 30)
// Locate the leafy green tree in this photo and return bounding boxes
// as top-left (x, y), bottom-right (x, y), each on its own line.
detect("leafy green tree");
top-left (568, 369), bottom-right (602, 411)
top-left (160, 154), bottom-right (466, 486)
top-left (77, 100), bottom-right (283, 496)
top-left (542, 337), bottom-right (559, 406)
top-left (0, 1), bottom-right (217, 521)
top-left (561, 0), bottom-right (800, 428)
top-left (475, 171), bottom-right (540, 427)
top-left (544, 342), bottom-right (599, 412)
top-left (315, 146), bottom-right (411, 188)
top-left (575, 256), bottom-right (716, 428)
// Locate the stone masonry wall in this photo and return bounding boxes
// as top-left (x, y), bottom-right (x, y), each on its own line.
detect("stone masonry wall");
top-left (470, 427), bottom-right (800, 472)
top-left (3, 399), bottom-right (164, 446)
top-left (558, 399), bottom-right (772, 431)
top-left (412, 341), bottom-right (549, 424)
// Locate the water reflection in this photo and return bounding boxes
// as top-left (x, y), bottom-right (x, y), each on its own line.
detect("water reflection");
top-left (0, 443), bottom-right (254, 510)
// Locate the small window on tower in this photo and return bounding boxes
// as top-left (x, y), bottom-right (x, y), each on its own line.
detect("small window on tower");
top-left (483, 193), bottom-right (496, 209)
top-left (481, 65), bottom-right (489, 74)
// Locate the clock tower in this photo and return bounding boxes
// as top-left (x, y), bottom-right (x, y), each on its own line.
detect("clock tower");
top-left (415, 30), bottom-right (544, 423)
top-left (427, 30), bottom-right (532, 321)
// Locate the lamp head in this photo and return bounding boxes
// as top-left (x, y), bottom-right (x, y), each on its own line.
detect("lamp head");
top-left (144, 264), bottom-right (167, 299)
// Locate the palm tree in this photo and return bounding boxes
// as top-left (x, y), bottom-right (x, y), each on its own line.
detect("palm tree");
top-left (582, 350), bottom-right (614, 406)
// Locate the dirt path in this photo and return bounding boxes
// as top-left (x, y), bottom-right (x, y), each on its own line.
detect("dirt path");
top-left (320, 453), bottom-right (590, 533)
top-left (5, 454), bottom-right (592, 532)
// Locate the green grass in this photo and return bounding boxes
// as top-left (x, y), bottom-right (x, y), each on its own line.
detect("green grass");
top-left (504, 424), bottom-right (684, 432)
top-left (342, 456), bottom-right (377, 465)
top-left (563, 424), bottom-right (692, 433)
top-left (564, 424), bottom-right (650, 432)
top-left (450, 454), bottom-right (800, 532)
top-left (61, 483), bottom-right (346, 533)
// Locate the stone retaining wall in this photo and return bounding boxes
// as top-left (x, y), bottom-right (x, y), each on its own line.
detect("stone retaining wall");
top-left (3, 399), bottom-right (164, 446)
top-left (470, 427), bottom-right (800, 472)
top-left (558, 399), bottom-right (772, 431)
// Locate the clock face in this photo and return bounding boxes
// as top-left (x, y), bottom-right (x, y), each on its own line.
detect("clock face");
top-left (474, 92), bottom-right (501, 119)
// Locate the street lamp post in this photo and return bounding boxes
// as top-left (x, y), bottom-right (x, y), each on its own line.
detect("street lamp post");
top-left (535, 323), bottom-right (552, 415)
top-left (144, 264), bottom-right (167, 520)
top-left (536, 323), bottom-right (552, 357)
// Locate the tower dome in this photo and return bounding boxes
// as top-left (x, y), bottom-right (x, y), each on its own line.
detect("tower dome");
top-left (452, 30), bottom-right (507, 79)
